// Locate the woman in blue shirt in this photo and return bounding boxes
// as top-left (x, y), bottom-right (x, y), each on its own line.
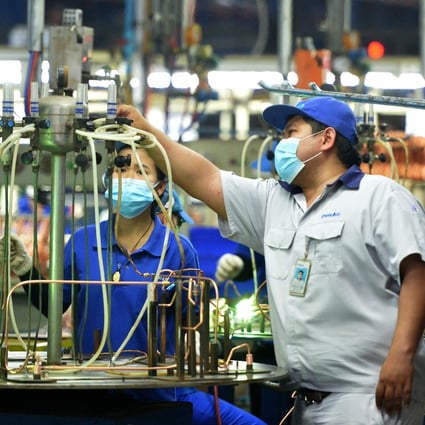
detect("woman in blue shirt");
top-left (8, 142), bottom-right (266, 425)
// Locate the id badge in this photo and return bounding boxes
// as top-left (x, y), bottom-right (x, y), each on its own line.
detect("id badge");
top-left (289, 259), bottom-right (311, 297)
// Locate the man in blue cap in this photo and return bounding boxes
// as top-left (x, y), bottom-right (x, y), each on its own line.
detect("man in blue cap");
top-left (117, 97), bottom-right (425, 425)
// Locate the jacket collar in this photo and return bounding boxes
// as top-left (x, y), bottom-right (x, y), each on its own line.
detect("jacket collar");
top-left (279, 164), bottom-right (365, 194)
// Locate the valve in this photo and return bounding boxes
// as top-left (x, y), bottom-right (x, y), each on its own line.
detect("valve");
top-left (74, 151), bottom-right (103, 173)
top-left (114, 153), bottom-right (131, 168)
top-left (21, 151), bottom-right (35, 165)
top-left (361, 152), bottom-right (386, 164)
top-left (0, 118), bottom-right (14, 128)
top-left (115, 117), bottom-right (133, 126)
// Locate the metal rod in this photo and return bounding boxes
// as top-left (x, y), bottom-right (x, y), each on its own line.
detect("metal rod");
top-left (174, 275), bottom-right (185, 378)
top-left (277, 0), bottom-right (292, 78)
top-left (259, 80), bottom-right (425, 110)
top-left (199, 279), bottom-right (210, 377)
top-left (159, 291), bottom-right (167, 364)
top-left (148, 301), bottom-right (158, 376)
top-left (187, 298), bottom-right (196, 377)
top-left (47, 154), bottom-right (66, 364)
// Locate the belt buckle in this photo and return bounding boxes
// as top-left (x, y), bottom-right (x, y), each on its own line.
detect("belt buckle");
top-left (296, 389), bottom-right (327, 406)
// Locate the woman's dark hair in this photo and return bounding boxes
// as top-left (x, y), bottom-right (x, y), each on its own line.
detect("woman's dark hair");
top-left (303, 117), bottom-right (361, 167)
top-left (155, 166), bottom-right (166, 182)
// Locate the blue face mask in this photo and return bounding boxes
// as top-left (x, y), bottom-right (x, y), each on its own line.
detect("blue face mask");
top-left (274, 132), bottom-right (323, 183)
top-left (105, 178), bottom-right (157, 219)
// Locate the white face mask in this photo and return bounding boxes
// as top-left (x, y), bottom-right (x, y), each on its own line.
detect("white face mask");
top-left (274, 131), bottom-right (324, 183)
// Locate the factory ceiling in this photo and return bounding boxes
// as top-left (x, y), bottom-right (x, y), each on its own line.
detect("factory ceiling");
top-left (0, 0), bottom-right (421, 56)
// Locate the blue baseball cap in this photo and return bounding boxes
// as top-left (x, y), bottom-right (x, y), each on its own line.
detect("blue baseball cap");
top-left (263, 96), bottom-right (358, 144)
top-left (156, 187), bottom-right (194, 225)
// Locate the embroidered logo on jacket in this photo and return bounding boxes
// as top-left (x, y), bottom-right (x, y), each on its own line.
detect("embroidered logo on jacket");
top-left (320, 211), bottom-right (341, 219)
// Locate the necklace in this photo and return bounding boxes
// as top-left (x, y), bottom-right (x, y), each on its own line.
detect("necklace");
top-left (127, 219), bottom-right (154, 253)
top-left (112, 220), bottom-right (154, 282)
top-left (121, 219), bottom-right (154, 254)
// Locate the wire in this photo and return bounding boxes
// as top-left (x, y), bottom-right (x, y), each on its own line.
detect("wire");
top-left (256, 135), bottom-right (274, 177)
top-left (24, 51), bottom-right (40, 117)
top-left (4, 276), bottom-right (212, 376)
top-left (0, 125), bottom-right (37, 355)
top-left (213, 384), bottom-right (223, 425)
top-left (85, 135), bottom-right (111, 367)
top-left (387, 136), bottom-right (409, 186)
top-left (0, 125), bottom-right (35, 158)
top-left (278, 404), bottom-right (294, 425)
top-left (241, 134), bottom-right (274, 295)
top-left (240, 134), bottom-right (261, 177)
top-left (76, 124), bottom-right (188, 363)
top-left (375, 139), bottom-right (399, 181)
top-left (2, 123), bottom-right (230, 380)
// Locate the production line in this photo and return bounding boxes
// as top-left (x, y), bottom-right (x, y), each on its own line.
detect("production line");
top-left (0, 79), bottom-right (421, 423)
top-left (0, 81), bottom-right (282, 376)
top-left (0, 3), bottom-right (425, 425)
top-left (0, 83), bottom-right (287, 424)
top-left (0, 8), bottom-right (292, 425)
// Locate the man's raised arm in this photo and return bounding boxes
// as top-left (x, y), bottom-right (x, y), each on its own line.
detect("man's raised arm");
top-left (117, 104), bottom-right (227, 220)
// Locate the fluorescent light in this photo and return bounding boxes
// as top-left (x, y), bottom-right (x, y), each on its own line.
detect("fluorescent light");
top-left (362, 71), bottom-right (425, 90)
top-left (147, 71), bottom-right (171, 89)
top-left (170, 72), bottom-right (198, 90)
top-left (129, 77), bottom-right (140, 88)
top-left (398, 72), bottom-right (425, 89)
top-left (0, 61), bottom-right (22, 84)
top-left (287, 71), bottom-right (298, 86)
top-left (364, 72), bottom-right (397, 89)
top-left (41, 60), bottom-right (49, 83)
top-left (340, 71), bottom-right (360, 87)
top-left (208, 70), bottom-right (283, 90)
top-left (325, 71), bottom-right (336, 85)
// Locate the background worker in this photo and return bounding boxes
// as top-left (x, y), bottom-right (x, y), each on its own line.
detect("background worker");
top-left (116, 98), bottom-right (425, 425)
top-left (215, 245), bottom-right (266, 292)
top-left (1, 142), bottom-right (267, 425)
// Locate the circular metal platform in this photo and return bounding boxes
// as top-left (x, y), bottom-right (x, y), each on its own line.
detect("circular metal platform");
top-left (1, 359), bottom-right (287, 390)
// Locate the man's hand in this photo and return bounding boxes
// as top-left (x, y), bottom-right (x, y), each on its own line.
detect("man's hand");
top-left (0, 234), bottom-right (32, 276)
top-left (375, 348), bottom-right (414, 416)
top-left (117, 105), bottom-right (154, 133)
top-left (215, 253), bottom-right (244, 282)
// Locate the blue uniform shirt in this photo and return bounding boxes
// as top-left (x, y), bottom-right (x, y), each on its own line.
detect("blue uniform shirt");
top-left (63, 215), bottom-right (199, 355)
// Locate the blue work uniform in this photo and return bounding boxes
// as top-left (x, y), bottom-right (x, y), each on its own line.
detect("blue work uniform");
top-left (63, 214), bottom-right (266, 425)
top-left (63, 215), bottom-right (197, 355)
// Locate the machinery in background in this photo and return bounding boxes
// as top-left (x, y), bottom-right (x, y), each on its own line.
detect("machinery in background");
top-left (259, 79), bottom-right (425, 186)
top-left (293, 36), bottom-right (331, 90)
top-left (48, 9), bottom-right (94, 93)
top-left (0, 75), bottom-right (280, 388)
top-left (0, 5), bottom-right (281, 394)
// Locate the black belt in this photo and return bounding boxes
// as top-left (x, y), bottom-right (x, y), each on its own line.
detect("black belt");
top-left (296, 388), bottom-right (332, 405)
